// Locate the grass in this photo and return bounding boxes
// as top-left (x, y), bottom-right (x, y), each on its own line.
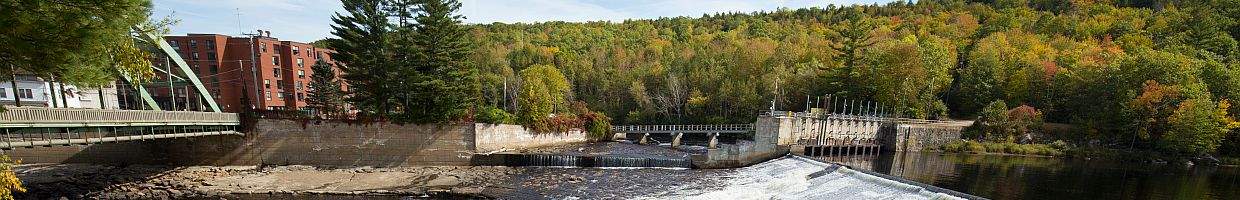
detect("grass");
top-left (1221, 157), bottom-right (1240, 166)
top-left (941, 140), bottom-right (1067, 156)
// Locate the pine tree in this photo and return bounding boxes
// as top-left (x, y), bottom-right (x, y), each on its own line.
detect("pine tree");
top-left (405, 0), bottom-right (477, 122)
top-left (328, 0), bottom-right (394, 117)
top-left (307, 60), bottom-right (344, 118)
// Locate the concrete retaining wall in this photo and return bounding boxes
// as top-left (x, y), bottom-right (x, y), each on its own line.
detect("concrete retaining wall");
top-left (885, 124), bottom-right (962, 152)
top-left (474, 124), bottom-right (587, 153)
top-left (693, 116), bottom-right (789, 168)
top-left (3, 120), bottom-right (584, 167)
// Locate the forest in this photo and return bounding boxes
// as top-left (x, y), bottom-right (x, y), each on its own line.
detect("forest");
top-left (459, 0), bottom-right (1240, 156)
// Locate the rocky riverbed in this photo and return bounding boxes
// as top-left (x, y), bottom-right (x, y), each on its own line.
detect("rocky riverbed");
top-left (13, 156), bottom-right (967, 200)
top-left (14, 164), bottom-right (517, 199)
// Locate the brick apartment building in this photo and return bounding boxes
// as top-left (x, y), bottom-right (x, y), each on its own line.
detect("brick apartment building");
top-left (128, 31), bottom-right (345, 113)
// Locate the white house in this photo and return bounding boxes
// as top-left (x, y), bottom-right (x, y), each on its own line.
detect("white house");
top-left (1, 74), bottom-right (119, 109)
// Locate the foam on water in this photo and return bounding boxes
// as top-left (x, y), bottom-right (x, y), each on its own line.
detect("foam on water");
top-left (636, 156), bottom-right (967, 200)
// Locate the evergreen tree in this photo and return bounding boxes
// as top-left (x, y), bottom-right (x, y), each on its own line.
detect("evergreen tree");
top-left (328, 0), bottom-right (393, 117)
top-left (307, 60), bottom-right (344, 118)
top-left (404, 0), bottom-right (477, 122)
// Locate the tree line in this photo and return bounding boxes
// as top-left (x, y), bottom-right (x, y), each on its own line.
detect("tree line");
top-left (451, 0), bottom-right (1240, 156)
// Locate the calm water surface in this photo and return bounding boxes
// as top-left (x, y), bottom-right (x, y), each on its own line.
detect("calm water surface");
top-left (811, 152), bottom-right (1240, 200)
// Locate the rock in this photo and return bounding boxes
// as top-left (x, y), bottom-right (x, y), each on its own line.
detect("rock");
top-left (451, 187), bottom-right (484, 194)
top-left (425, 175), bottom-right (462, 187)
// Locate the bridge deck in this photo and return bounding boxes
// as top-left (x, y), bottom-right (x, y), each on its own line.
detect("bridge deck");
top-left (0, 107), bottom-right (241, 149)
top-left (0, 107), bottom-right (239, 128)
top-left (610, 124), bottom-right (753, 134)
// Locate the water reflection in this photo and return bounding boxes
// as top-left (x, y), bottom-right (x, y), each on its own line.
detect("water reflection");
top-left (809, 152), bottom-right (1240, 200)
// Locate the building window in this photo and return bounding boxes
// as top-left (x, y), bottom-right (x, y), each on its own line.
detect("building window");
top-left (272, 57), bottom-right (279, 66)
top-left (297, 58), bottom-right (304, 68)
top-left (297, 70), bottom-right (304, 78)
top-left (192, 52), bottom-right (199, 60)
top-left (0, 89), bottom-right (6, 98)
top-left (276, 80), bottom-right (283, 89)
top-left (17, 89), bottom-right (34, 99)
top-left (207, 53), bottom-right (216, 60)
top-left (264, 79), bottom-right (271, 88)
top-left (190, 40), bottom-right (197, 48)
top-left (273, 68), bottom-right (281, 78)
top-left (209, 65), bottom-right (219, 74)
top-left (260, 42), bottom-right (267, 52)
top-left (265, 91), bottom-right (271, 100)
top-left (297, 93), bottom-right (304, 100)
top-left (170, 40), bottom-right (179, 48)
top-left (277, 92), bottom-right (284, 99)
top-left (296, 82), bottom-right (303, 90)
top-left (292, 46), bottom-right (299, 54)
top-left (205, 40), bottom-right (215, 49)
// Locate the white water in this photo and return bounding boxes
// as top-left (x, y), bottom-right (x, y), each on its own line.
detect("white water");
top-left (636, 156), bottom-right (966, 200)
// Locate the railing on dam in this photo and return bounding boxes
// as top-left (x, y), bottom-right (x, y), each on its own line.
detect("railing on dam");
top-left (610, 124), bottom-right (754, 134)
top-left (0, 107), bottom-right (239, 128)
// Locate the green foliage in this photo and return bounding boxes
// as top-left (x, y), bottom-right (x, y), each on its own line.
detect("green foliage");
top-left (977, 100), bottom-right (1010, 140)
top-left (330, 0), bottom-right (393, 117)
top-left (306, 60), bottom-right (345, 118)
top-left (0, 0), bottom-right (168, 86)
top-left (475, 105), bottom-right (515, 124)
top-left (0, 155), bottom-right (23, 199)
top-left (1160, 98), bottom-right (1230, 155)
top-left (517, 64), bottom-right (572, 125)
top-left (941, 140), bottom-right (1065, 156)
top-left (970, 101), bottom-right (1045, 142)
top-left (330, 0), bottom-right (476, 123)
top-left (452, 0), bottom-right (1240, 155)
top-left (401, 0), bottom-right (477, 123)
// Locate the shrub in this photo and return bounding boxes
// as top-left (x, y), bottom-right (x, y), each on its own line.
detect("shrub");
top-left (476, 106), bottom-right (516, 124)
top-left (941, 140), bottom-right (986, 153)
top-left (1160, 99), bottom-right (1229, 155)
top-left (1049, 140), bottom-right (1071, 150)
top-left (942, 141), bottom-right (1063, 156)
top-left (0, 155), bottom-right (24, 199)
top-left (580, 111), bottom-right (611, 141)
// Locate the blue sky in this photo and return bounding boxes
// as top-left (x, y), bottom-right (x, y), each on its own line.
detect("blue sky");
top-left (152, 0), bottom-right (899, 42)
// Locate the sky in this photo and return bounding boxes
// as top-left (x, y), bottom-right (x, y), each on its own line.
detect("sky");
top-left (151, 0), bottom-right (900, 42)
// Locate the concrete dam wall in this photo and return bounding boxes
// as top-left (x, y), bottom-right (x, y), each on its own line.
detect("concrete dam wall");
top-left (3, 119), bottom-right (588, 167)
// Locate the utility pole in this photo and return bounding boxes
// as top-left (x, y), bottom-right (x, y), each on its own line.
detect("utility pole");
top-left (244, 32), bottom-right (262, 110)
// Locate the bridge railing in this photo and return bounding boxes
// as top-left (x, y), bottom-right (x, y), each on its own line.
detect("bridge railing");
top-left (610, 124), bottom-right (754, 133)
top-left (0, 107), bottom-right (239, 127)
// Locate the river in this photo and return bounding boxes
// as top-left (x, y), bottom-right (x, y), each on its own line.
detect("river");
top-left (810, 152), bottom-right (1240, 200)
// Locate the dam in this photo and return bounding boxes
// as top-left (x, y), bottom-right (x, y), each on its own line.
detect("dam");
top-left (7, 102), bottom-right (977, 199)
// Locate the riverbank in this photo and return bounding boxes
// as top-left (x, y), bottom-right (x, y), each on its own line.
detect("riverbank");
top-left (937, 140), bottom-right (1239, 166)
top-left (939, 140), bottom-right (1067, 156)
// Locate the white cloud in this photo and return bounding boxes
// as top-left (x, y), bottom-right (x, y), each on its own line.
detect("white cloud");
top-left (153, 0), bottom-right (899, 41)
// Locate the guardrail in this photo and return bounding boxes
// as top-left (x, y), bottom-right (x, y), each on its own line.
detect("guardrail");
top-left (0, 107), bottom-right (240, 128)
top-left (610, 124), bottom-right (754, 133)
